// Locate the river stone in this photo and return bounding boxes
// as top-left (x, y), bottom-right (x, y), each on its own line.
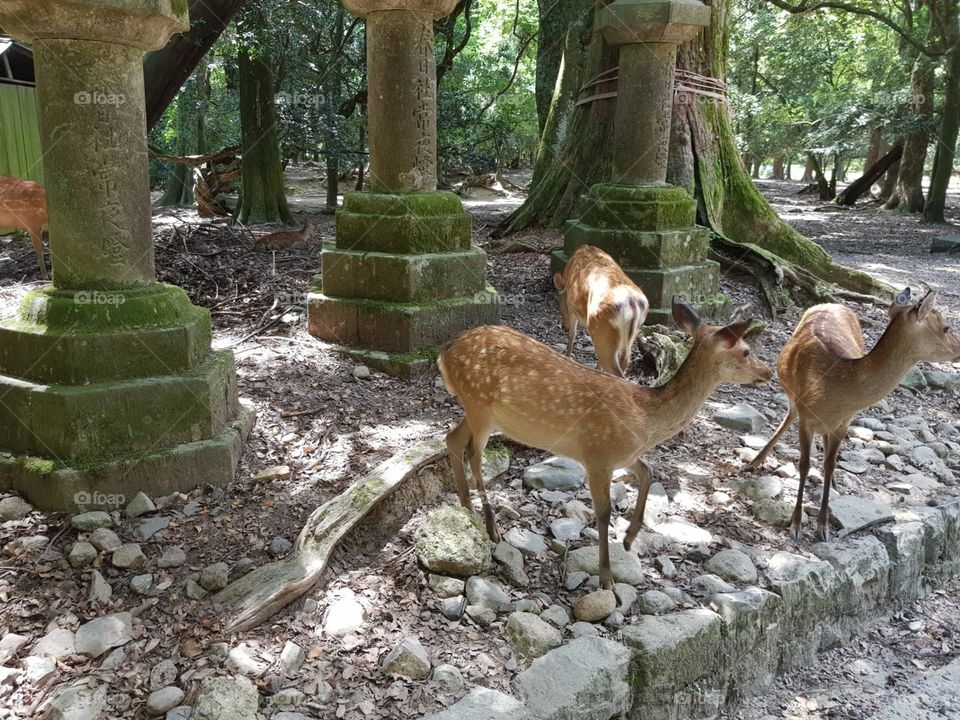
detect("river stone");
top-left (911, 445), bottom-right (943, 469)
top-left (549, 518), bottom-right (584, 542)
top-left (540, 605), bottom-right (570, 628)
top-left (613, 582), bottom-right (637, 613)
top-left (925, 371), bottom-right (960, 390)
top-left (417, 505), bottom-right (492, 577)
top-left (279, 641), bottom-right (305, 676)
top-left (565, 544), bottom-right (644, 585)
top-left (428, 574), bottom-right (465, 598)
top-left (33, 627), bottom-right (76, 659)
top-left (515, 637), bottom-right (631, 720)
top-left (87, 570), bottom-right (112, 605)
top-left (655, 555), bottom-right (676, 578)
top-left (465, 604), bottom-right (496, 626)
top-left (652, 517), bottom-right (713, 545)
top-left (200, 562), bottom-right (230, 592)
top-left (637, 590), bottom-right (676, 615)
top-left (75, 613), bottom-right (132, 658)
top-left (269, 537), bottom-right (293, 557)
top-left (711, 403), bottom-right (767, 433)
top-left (68, 541), bottom-right (97, 568)
top-left (432, 663), bottom-right (465, 693)
top-left (439, 596), bottom-right (467, 620)
top-left (504, 527), bottom-right (548, 557)
top-left (382, 637), bottom-right (431, 679)
top-left (506, 612), bottom-right (562, 659)
top-left (48, 683), bottom-right (107, 720)
top-left (574, 590), bottom-right (616, 622)
top-left (147, 687), bottom-right (184, 716)
top-left (112, 543), bottom-right (146, 569)
top-left (126, 491), bottom-right (156, 518)
top-left (523, 456), bottom-right (586, 490)
top-left (71, 511), bottom-right (113, 531)
top-left (130, 574), bottom-right (154, 596)
top-left (565, 571), bottom-right (589, 590)
top-left (89, 528), bottom-right (121, 552)
top-left (564, 500), bottom-right (593, 524)
top-left (691, 574), bottom-right (735, 596)
top-left (420, 687), bottom-right (531, 719)
top-left (150, 659), bottom-right (178, 690)
top-left (855, 417), bottom-right (885, 431)
top-left (900, 367), bottom-right (928, 390)
top-left (158, 546), bottom-right (187, 568)
top-left (465, 576), bottom-right (510, 612)
top-left (734, 475), bottom-right (782, 500)
top-left (0, 632), bottom-right (28, 664)
top-left (323, 589), bottom-right (365, 636)
top-left (138, 517), bottom-right (170, 541)
top-left (705, 549), bottom-right (757, 583)
top-left (192, 676), bottom-right (259, 720)
top-left (753, 498), bottom-right (794, 527)
top-left (829, 496), bottom-right (894, 535)
top-left (0, 495), bottom-right (32, 521)
top-left (493, 541), bottom-right (529, 587)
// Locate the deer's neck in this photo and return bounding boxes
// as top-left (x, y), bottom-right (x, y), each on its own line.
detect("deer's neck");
top-left (636, 346), bottom-right (720, 447)
top-left (844, 322), bottom-right (916, 409)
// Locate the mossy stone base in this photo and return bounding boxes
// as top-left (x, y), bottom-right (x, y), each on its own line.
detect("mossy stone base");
top-left (326, 345), bottom-right (440, 379)
top-left (0, 351), bottom-right (238, 461)
top-left (0, 400), bottom-right (256, 512)
top-left (308, 287), bottom-right (499, 356)
top-left (564, 223), bottom-right (711, 269)
top-left (322, 247), bottom-right (488, 302)
top-left (336, 191), bottom-right (472, 254)
top-left (0, 284), bottom-right (211, 384)
top-left (579, 184), bottom-right (696, 231)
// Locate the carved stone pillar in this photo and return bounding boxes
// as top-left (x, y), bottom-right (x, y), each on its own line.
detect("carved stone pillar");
top-left (0, 0), bottom-right (254, 510)
top-left (551, 0), bottom-right (729, 324)
top-left (308, 0), bottom-right (498, 376)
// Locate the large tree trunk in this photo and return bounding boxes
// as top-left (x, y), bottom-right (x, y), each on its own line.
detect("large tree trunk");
top-left (535, 0), bottom-right (593, 134)
top-left (801, 155), bottom-right (815, 182)
top-left (924, 24), bottom-right (960, 223)
top-left (144, 0), bottom-right (245, 131)
top-left (771, 154), bottom-right (785, 180)
top-left (836, 141), bottom-right (904, 206)
top-left (496, 2), bottom-right (617, 235)
top-left (237, 48), bottom-right (293, 225)
top-left (886, 54), bottom-right (934, 212)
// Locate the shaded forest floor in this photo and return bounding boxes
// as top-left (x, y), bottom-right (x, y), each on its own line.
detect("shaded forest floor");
top-left (0, 177), bottom-right (958, 719)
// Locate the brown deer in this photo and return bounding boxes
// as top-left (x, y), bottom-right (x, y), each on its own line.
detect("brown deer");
top-left (0, 175), bottom-right (48, 278)
top-left (439, 297), bottom-right (772, 588)
top-left (749, 289), bottom-right (960, 542)
top-left (553, 245), bottom-right (649, 377)
top-left (254, 223), bottom-right (314, 251)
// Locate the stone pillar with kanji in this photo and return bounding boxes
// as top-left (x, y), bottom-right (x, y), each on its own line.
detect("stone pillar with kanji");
top-left (308, 0), bottom-right (498, 376)
top-left (0, 0), bottom-right (254, 510)
top-left (551, 0), bottom-right (728, 324)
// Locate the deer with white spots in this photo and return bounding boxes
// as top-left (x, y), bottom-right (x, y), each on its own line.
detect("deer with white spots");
top-left (439, 297), bottom-right (772, 589)
top-left (0, 175), bottom-right (48, 278)
top-left (749, 289), bottom-right (960, 543)
top-left (553, 245), bottom-right (648, 377)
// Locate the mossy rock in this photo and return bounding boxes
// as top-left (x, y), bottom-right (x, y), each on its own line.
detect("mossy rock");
top-left (416, 505), bottom-right (492, 577)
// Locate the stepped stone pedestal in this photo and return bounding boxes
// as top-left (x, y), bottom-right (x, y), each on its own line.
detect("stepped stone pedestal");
top-left (308, 0), bottom-right (497, 376)
top-left (551, 0), bottom-right (728, 325)
top-left (0, 0), bottom-right (254, 511)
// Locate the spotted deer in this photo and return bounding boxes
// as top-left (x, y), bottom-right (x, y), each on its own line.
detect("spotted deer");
top-left (749, 289), bottom-right (960, 542)
top-left (553, 245), bottom-right (648, 377)
top-left (438, 297), bottom-right (772, 588)
top-left (0, 175), bottom-right (48, 278)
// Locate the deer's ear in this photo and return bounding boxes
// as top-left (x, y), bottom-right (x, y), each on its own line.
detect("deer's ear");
top-left (716, 318), bottom-right (753, 349)
top-left (889, 287), bottom-right (913, 318)
top-left (672, 295), bottom-right (701, 335)
top-left (915, 290), bottom-right (937, 320)
top-left (553, 273), bottom-right (566, 292)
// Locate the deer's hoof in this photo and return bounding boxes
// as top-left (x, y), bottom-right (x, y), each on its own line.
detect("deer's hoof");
top-left (788, 525), bottom-right (803, 543)
top-left (815, 526), bottom-right (831, 543)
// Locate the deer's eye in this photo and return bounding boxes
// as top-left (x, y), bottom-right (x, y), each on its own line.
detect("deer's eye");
top-left (742, 349), bottom-right (750, 357)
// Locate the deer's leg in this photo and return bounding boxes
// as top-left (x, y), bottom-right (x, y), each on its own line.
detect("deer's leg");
top-left (816, 429), bottom-right (845, 542)
top-left (790, 419), bottom-right (813, 542)
top-left (750, 405), bottom-right (797, 471)
top-left (623, 458), bottom-right (654, 550)
top-left (468, 428), bottom-right (500, 543)
top-left (445, 419), bottom-right (473, 509)
top-left (29, 229), bottom-right (46, 279)
top-left (594, 332), bottom-right (625, 378)
top-left (565, 319), bottom-right (578, 356)
top-left (587, 469), bottom-right (614, 589)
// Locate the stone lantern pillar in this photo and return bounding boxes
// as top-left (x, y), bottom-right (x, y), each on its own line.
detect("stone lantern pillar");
top-left (0, 0), bottom-right (254, 510)
top-left (308, 0), bottom-right (498, 376)
top-left (551, 0), bottom-right (728, 324)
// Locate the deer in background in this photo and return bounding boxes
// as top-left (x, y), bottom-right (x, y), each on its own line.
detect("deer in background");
top-left (553, 245), bottom-right (648, 377)
top-left (749, 289), bottom-right (960, 543)
top-left (0, 175), bottom-right (48, 278)
top-left (439, 297), bottom-right (772, 589)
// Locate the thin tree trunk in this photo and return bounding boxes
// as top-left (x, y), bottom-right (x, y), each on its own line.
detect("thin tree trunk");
top-left (865, 128), bottom-right (884, 169)
top-left (237, 48), bottom-right (293, 225)
top-left (772, 154), bottom-right (785, 180)
top-left (326, 157), bottom-right (339, 210)
top-left (801, 155), bottom-right (815, 182)
top-left (879, 158), bottom-right (901, 203)
top-left (159, 94), bottom-right (193, 207)
top-left (925, 23), bottom-right (960, 223)
top-left (886, 54), bottom-right (934, 212)
top-left (836, 141), bottom-right (904, 206)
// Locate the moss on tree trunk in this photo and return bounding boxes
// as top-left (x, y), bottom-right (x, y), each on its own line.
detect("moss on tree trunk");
top-left (237, 48), bottom-right (293, 226)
